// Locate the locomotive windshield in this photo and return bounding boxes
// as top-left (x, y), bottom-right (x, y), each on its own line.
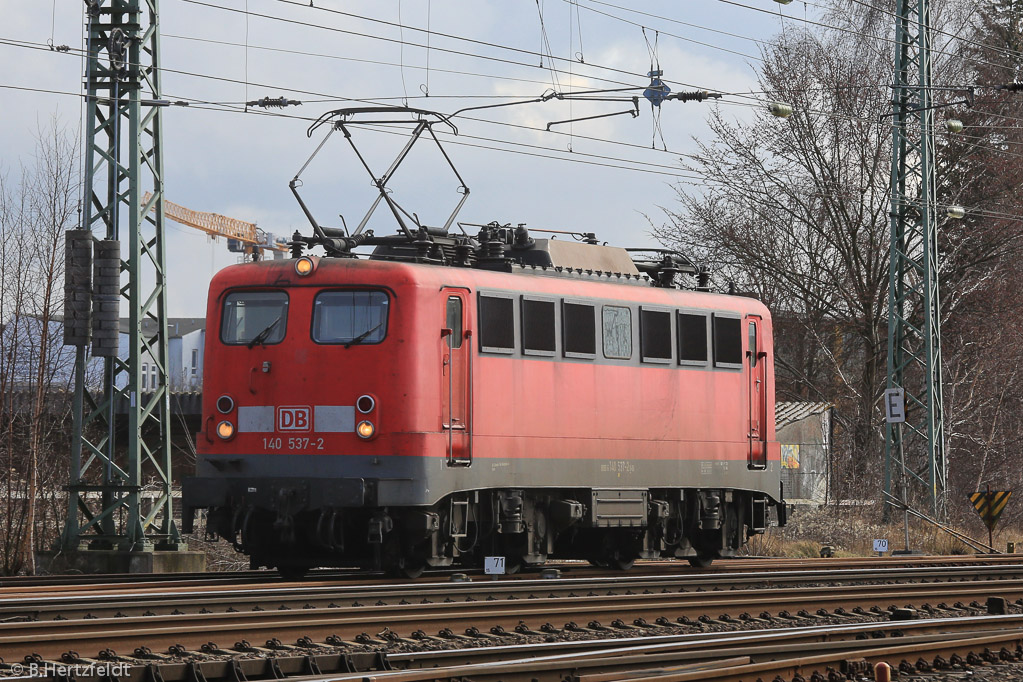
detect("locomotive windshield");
top-left (312, 290), bottom-right (389, 345)
top-left (221, 291), bottom-right (289, 345)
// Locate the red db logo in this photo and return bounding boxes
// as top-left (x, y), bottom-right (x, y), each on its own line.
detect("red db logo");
top-left (277, 406), bottom-right (311, 432)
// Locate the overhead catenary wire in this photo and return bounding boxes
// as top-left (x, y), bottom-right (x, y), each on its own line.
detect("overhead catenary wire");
top-left (12, 22), bottom-right (1023, 147)
top-left (12, 3), bottom-right (1023, 220)
top-left (10, 29), bottom-right (1023, 176)
top-left (182, 0), bottom-right (640, 92)
top-left (168, 0), bottom-right (1023, 125)
top-left (21, 0), bottom-right (1023, 117)
top-left (9, 78), bottom-right (1023, 228)
top-left (0, 76), bottom-right (708, 181)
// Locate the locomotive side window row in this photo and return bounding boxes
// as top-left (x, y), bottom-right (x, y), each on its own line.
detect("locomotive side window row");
top-left (477, 292), bottom-right (746, 370)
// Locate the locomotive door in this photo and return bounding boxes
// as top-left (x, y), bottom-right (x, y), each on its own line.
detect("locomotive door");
top-left (746, 316), bottom-right (767, 469)
top-left (442, 291), bottom-right (472, 466)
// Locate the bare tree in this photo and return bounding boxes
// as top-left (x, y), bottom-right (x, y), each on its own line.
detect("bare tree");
top-left (652, 0), bottom-right (992, 503)
top-left (654, 11), bottom-right (895, 499)
top-left (0, 118), bottom-right (80, 574)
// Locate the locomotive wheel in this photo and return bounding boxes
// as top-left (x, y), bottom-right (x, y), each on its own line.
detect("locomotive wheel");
top-left (277, 565), bottom-right (310, 581)
top-left (612, 557), bottom-right (636, 571)
top-left (387, 555), bottom-right (426, 579)
top-left (687, 555), bottom-right (714, 568)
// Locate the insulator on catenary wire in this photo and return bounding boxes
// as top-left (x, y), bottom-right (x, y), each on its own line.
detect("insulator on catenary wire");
top-left (91, 239), bottom-right (120, 358)
top-left (669, 90), bottom-right (723, 103)
top-left (64, 230), bottom-right (93, 346)
top-left (769, 102), bottom-right (793, 118)
top-left (246, 97), bottom-right (303, 109)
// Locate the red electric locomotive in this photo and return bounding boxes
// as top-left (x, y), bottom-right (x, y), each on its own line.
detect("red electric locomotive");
top-left (181, 108), bottom-right (787, 578)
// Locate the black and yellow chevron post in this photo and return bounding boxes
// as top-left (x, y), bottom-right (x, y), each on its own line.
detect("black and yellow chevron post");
top-left (969, 488), bottom-right (1012, 550)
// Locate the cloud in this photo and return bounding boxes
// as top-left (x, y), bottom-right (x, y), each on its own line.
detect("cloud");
top-left (1, 0), bottom-right (782, 315)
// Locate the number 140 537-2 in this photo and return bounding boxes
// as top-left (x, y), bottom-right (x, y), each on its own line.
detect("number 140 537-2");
top-left (262, 437), bottom-right (325, 451)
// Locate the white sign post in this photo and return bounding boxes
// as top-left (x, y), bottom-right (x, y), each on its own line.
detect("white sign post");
top-left (484, 556), bottom-right (506, 575)
top-left (884, 388), bottom-right (905, 423)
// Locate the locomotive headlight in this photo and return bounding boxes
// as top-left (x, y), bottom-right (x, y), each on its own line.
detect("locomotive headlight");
top-left (356, 394), bottom-right (376, 414)
top-left (294, 256), bottom-right (315, 276)
top-left (216, 395), bottom-right (235, 414)
top-left (217, 420), bottom-right (236, 440)
top-left (356, 420), bottom-right (376, 439)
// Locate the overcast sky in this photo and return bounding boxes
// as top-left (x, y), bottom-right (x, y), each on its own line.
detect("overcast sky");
top-left (1, 1), bottom-right (797, 316)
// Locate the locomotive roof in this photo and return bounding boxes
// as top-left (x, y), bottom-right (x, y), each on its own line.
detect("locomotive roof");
top-left (211, 256), bottom-right (771, 318)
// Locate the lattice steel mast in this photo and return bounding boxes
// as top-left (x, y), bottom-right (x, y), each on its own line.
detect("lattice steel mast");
top-left (62, 0), bottom-right (180, 551)
top-left (884, 0), bottom-right (947, 519)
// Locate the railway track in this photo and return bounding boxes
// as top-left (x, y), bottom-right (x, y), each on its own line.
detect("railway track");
top-left (2, 559), bottom-right (1023, 665)
top-left (6, 612), bottom-right (1023, 681)
top-left (2, 552), bottom-right (1018, 590)
top-left (4, 563), bottom-right (1023, 621)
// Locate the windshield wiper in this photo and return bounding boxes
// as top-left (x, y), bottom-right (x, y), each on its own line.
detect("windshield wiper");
top-left (344, 320), bottom-right (384, 349)
top-left (247, 316), bottom-right (281, 348)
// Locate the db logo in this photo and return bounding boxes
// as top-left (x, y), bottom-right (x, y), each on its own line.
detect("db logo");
top-left (277, 406), bottom-right (311, 431)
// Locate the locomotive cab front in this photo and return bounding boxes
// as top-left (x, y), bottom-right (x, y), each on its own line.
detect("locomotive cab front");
top-left (183, 257), bottom-right (440, 577)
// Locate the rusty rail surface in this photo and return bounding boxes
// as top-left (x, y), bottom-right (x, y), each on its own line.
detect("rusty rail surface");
top-left (3, 562), bottom-right (1023, 662)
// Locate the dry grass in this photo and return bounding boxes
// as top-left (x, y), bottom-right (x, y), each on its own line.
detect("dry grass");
top-left (746, 505), bottom-right (1022, 558)
top-left (183, 512), bottom-right (250, 572)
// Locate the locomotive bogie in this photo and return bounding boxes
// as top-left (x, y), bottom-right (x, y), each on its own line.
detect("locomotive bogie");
top-left (183, 256), bottom-right (785, 576)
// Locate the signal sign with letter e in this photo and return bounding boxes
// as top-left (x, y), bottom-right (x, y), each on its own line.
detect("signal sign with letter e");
top-left (884, 388), bottom-right (905, 423)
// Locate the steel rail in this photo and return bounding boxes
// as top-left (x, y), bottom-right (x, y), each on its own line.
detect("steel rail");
top-left (2, 572), bottom-right (1022, 660)
top-left (7, 564), bottom-right (1023, 609)
top-left (16, 615), bottom-right (1023, 682)
top-left (2, 553), bottom-right (1019, 590)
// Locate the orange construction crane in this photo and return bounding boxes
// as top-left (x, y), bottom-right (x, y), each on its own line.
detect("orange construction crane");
top-left (144, 192), bottom-right (289, 260)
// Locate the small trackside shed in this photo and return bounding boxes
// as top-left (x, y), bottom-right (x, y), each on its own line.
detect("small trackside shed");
top-left (776, 401), bottom-right (833, 505)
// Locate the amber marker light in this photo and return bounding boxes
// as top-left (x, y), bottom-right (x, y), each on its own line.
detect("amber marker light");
top-left (294, 256), bottom-right (315, 276)
top-left (356, 420), bottom-right (376, 439)
top-left (217, 420), bottom-right (236, 440)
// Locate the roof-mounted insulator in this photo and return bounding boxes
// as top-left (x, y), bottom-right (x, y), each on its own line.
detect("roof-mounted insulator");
top-left (513, 224), bottom-right (535, 250)
top-left (946, 119), bottom-right (964, 133)
top-left (946, 205), bottom-right (966, 219)
top-left (478, 225), bottom-right (507, 263)
top-left (247, 97), bottom-right (303, 109)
